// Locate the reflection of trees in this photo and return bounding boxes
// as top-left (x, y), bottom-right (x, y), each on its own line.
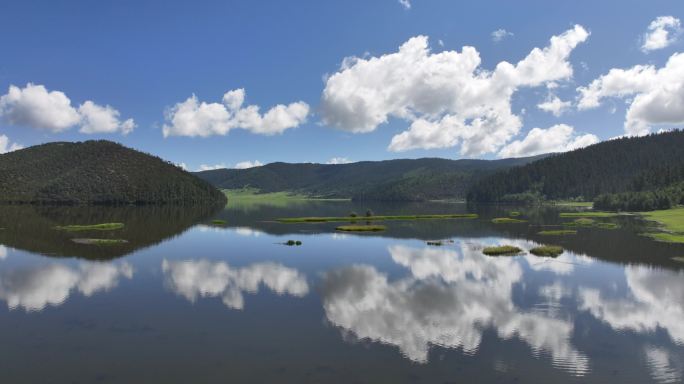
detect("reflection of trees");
top-left (162, 259), bottom-right (309, 310)
top-left (0, 204), bottom-right (222, 260)
top-left (320, 244), bottom-right (589, 375)
top-left (0, 261), bottom-right (133, 311)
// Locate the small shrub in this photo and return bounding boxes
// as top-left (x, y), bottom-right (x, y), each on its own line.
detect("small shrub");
top-left (365, 209), bottom-right (374, 217)
top-left (349, 211), bottom-right (358, 218)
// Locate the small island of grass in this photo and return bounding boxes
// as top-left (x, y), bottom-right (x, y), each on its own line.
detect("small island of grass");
top-left (672, 256), bottom-right (684, 263)
top-left (529, 245), bottom-right (564, 257)
top-left (211, 219), bottom-right (227, 226)
top-left (335, 225), bottom-right (386, 232)
top-left (55, 223), bottom-right (125, 232)
top-left (277, 213), bottom-right (477, 223)
top-left (538, 229), bottom-right (577, 236)
top-left (509, 211), bottom-right (521, 217)
top-left (72, 238), bottom-right (128, 245)
top-left (285, 240), bottom-right (302, 246)
top-left (482, 245), bottom-right (523, 256)
top-left (492, 217), bottom-right (527, 224)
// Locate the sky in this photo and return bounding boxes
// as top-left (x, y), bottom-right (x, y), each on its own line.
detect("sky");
top-left (0, 0), bottom-right (682, 171)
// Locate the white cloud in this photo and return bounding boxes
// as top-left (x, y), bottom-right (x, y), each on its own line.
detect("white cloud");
top-left (398, 0), bottom-right (411, 10)
top-left (321, 26), bottom-right (589, 156)
top-left (162, 259), bottom-right (309, 310)
top-left (162, 88), bottom-right (309, 137)
top-left (537, 94), bottom-right (572, 116)
top-left (197, 163), bottom-right (227, 172)
top-left (234, 160), bottom-right (263, 169)
top-left (78, 101), bottom-right (136, 135)
top-left (0, 134), bottom-right (23, 154)
top-left (577, 52), bottom-right (684, 135)
top-left (498, 124), bottom-right (599, 158)
top-left (326, 157), bottom-right (352, 164)
top-left (0, 83), bottom-right (134, 135)
top-left (0, 262), bottom-right (133, 311)
top-left (491, 29), bottom-right (514, 42)
top-left (641, 16), bottom-right (681, 52)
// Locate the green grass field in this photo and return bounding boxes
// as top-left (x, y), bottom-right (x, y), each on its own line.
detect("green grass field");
top-left (55, 223), bottom-right (125, 232)
top-left (277, 213), bottom-right (478, 223)
top-left (640, 207), bottom-right (684, 243)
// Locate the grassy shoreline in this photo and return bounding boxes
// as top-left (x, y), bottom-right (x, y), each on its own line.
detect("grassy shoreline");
top-left (55, 223), bottom-right (124, 232)
top-left (640, 207), bottom-right (684, 243)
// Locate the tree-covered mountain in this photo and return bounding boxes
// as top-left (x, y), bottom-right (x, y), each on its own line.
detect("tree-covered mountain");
top-left (0, 140), bottom-right (226, 205)
top-left (195, 156), bottom-right (547, 201)
top-left (467, 130), bottom-right (684, 206)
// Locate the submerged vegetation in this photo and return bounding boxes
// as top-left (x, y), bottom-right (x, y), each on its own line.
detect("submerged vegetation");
top-left (530, 245), bottom-right (564, 257)
top-left (277, 213), bottom-right (477, 223)
top-left (538, 229), bottom-right (577, 236)
top-left (640, 207), bottom-right (684, 243)
top-left (211, 219), bottom-right (227, 226)
top-left (492, 217), bottom-right (527, 224)
top-left (335, 225), bottom-right (386, 232)
top-left (482, 245), bottom-right (523, 256)
top-left (55, 222), bottom-right (125, 232)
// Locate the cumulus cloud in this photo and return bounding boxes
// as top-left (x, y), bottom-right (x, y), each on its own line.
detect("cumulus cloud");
top-left (0, 134), bottom-right (23, 154)
top-left (322, 25), bottom-right (589, 156)
top-left (162, 88), bottom-right (309, 137)
top-left (234, 160), bottom-right (263, 169)
top-left (78, 101), bottom-right (136, 135)
top-left (537, 94), bottom-right (572, 116)
top-left (326, 157), bottom-right (352, 164)
top-left (577, 53), bottom-right (684, 135)
top-left (0, 262), bottom-right (133, 311)
top-left (162, 259), bottom-right (309, 310)
top-left (498, 124), bottom-right (599, 158)
top-left (321, 243), bottom-right (589, 374)
top-left (0, 83), bottom-right (135, 135)
top-left (197, 163), bottom-right (227, 172)
top-left (492, 29), bottom-right (514, 42)
top-left (641, 16), bottom-right (681, 52)
top-left (398, 0), bottom-right (411, 9)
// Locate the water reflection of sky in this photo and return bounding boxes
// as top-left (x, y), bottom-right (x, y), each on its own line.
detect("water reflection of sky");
top-left (0, 224), bottom-right (683, 383)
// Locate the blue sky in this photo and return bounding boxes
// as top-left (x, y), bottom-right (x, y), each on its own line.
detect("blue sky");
top-left (0, 0), bottom-right (682, 170)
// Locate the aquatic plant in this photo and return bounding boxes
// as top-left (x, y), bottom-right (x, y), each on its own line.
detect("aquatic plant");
top-left (492, 217), bottom-right (527, 224)
top-left (538, 229), bottom-right (577, 235)
top-left (529, 245), bottom-right (563, 257)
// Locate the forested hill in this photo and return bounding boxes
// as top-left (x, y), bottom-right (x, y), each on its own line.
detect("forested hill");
top-left (467, 130), bottom-right (684, 203)
top-left (194, 155), bottom-right (547, 201)
top-left (0, 140), bottom-right (226, 205)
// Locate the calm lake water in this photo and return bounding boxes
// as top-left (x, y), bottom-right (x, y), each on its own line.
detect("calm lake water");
top-left (0, 201), bottom-right (683, 383)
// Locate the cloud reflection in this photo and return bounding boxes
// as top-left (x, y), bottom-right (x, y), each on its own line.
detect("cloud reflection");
top-left (321, 243), bottom-right (589, 374)
top-left (162, 259), bottom-right (309, 309)
top-left (0, 262), bottom-right (133, 311)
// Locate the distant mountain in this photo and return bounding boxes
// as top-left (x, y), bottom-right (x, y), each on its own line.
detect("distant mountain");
top-left (0, 140), bottom-right (226, 205)
top-left (467, 130), bottom-right (684, 203)
top-left (195, 156), bottom-right (548, 201)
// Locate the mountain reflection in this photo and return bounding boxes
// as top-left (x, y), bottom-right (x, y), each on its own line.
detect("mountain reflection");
top-left (162, 259), bottom-right (309, 309)
top-left (0, 261), bottom-right (133, 311)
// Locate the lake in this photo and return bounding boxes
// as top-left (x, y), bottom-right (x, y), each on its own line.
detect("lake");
top-left (0, 201), bottom-right (682, 383)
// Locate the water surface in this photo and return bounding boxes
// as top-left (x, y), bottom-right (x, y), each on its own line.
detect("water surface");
top-left (0, 202), bottom-right (682, 383)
